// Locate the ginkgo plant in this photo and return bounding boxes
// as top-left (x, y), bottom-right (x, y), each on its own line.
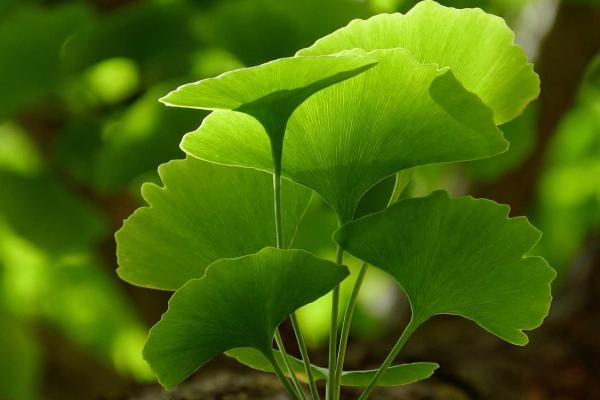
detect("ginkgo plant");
top-left (116, 2), bottom-right (556, 400)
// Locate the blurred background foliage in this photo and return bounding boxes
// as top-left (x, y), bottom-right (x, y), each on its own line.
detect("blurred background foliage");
top-left (0, 0), bottom-right (598, 399)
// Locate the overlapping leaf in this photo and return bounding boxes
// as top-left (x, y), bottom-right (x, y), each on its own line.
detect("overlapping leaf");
top-left (228, 347), bottom-right (438, 387)
top-left (161, 50), bottom-right (377, 157)
top-left (143, 248), bottom-right (349, 388)
top-left (182, 48), bottom-right (507, 221)
top-left (160, 49), bottom-right (376, 112)
top-left (298, 0), bottom-right (539, 124)
top-left (116, 157), bottom-right (311, 290)
top-left (335, 191), bottom-right (556, 345)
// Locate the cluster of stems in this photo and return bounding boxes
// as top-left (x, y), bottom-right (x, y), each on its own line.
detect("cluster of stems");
top-left (269, 151), bottom-right (416, 400)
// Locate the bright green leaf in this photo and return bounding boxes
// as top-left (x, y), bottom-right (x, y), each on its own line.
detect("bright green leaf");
top-left (298, 0), bottom-right (539, 124)
top-left (335, 191), bottom-right (556, 345)
top-left (161, 50), bottom-right (377, 161)
top-left (182, 48), bottom-right (507, 222)
top-left (116, 157), bottom-right (311, 290)
top-left (143, 247), bottom-right (349, 389)
top-left (228, 347), bottom-right (438, 387)
top-left (160, 50), bottom-right (376, 112)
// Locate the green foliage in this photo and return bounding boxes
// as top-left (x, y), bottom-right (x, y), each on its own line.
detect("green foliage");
top-left (180, 0), bottom-right (542, 222)
top-left (182, 48), bottom-right (507, 221)
top-left (143, 248), bottom-right (349, 388)
top-left (0, 171), bottom-right (107, 255)
top-left (162, 50), bottom-right (377, 164)
top-left (160, 50), bottom-right (377, 113)
top-left (228, 347), bottom-right (438, 387)
top-left (534, 67), bottom-right (600, 275)
top-left (0, 315), bottom-right (39, 400)
top-left (335, 191), bottom-right (556, 345)
top-left (116, 157), bottom-right (311, 290)
top-left (467, 104), bottom-right (537, 180)
top-left (298, 0), bottom-right (539, 125)
top-left (0, 3), bottom-right (91, 118)
top-left (4, 0), bottom-right (592, 397)
top-left (114, 1), bottom-right (555, 398)
top-left (201, 0), bottom-right (372, 65)
top-left (62, 2), bottom-right (196, 82)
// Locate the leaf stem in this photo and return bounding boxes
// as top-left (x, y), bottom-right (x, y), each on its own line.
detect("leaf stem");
top-left (274, 330), bottom-right (306, 400)
top-left (272, 155), bottom-right (320, 399)
top-left (357, 318), bottom-right (421, 400)
top-left (331, 174), bottom-right (405, 399)
top-left (332, 262), bottom-right (368, 400)
top-left (291, 313), bottom-right (321, 400)
top-left (326, 245), bottom-right (344, 400)
top-left (267, 347), bottom-right (302, 400)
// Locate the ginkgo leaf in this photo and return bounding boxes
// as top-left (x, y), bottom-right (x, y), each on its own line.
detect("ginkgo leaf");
top-left (227, 347), bottom-right (438, 387)
top-left (116, 157), bottom-right (311, 290)
top-left (182, 48), bottom-right (507, 222)
top-left (298, 0), bottom-right (539, 124)
top-left (160, 50), bottom-right (377, 160)
top-left (143, 248), bottom-right (349, 389)
top-left (334, 191), bottom-right (556, 345)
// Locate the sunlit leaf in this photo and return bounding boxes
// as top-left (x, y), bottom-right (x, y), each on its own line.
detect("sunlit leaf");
top-left (159, 51), bottom-right (376, 112)
top-left (228, 347), bottom-right (438, 387)
top-left (143, 248), bottom-right (349, 389)
top-left (182, 48), bottom-right (506, 221)
top-left (298, 0), bottom-right (539, 124)
top-left (161, 50), bottom-right (376, 162)
top-left (116, 157), bottom-right (311, 290)
top-left (335, 191), bottom-right (556, 345)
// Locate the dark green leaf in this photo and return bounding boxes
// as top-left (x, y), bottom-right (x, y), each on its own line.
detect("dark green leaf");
top-left (143, 248), bottom-right (349, 389)
top-left (116, 157), bottom-right (311, 290)
top-left (335, 191), bottom-right (556, 345)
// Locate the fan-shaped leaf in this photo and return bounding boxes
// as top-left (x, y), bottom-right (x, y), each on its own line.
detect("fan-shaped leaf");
top-left (160, 50), bottom-right (376, 112)
top-left (334, 191), bottom-right (556, 345)
top-left (143, 248), bottom-right (349, 389)
top-left (160, 50), bottom-right (377, 159)
top-left (227, 347), bottom-right (438, 387)
top-left (298, 0), bottom-right (539, 124)
top-left (182, 48), bottom-right (507, 222)
top-left (116, 157), bottom-right (310, 290)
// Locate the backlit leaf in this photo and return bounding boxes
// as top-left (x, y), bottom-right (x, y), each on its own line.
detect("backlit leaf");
top-left (161, 50), bottom-right (377, 159)
top-left (298, 0), bottom-right (539, 124)
top-left (182, 48), bottom-right (507, 221)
